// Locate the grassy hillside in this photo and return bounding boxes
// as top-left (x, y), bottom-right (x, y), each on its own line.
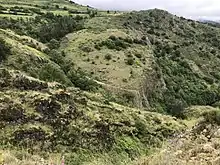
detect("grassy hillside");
top-left (113, 10), bottom-right (220, 114)
top-left (0, 0), bottom-right (89, 18)
top-left (0, 68), bottom-right (185, 165)
top-left (2, 0), bottom-right (220, 164)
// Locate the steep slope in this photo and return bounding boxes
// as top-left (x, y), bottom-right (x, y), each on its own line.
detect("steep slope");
top-left (60, 29), bottom-right (154, 108)
top-left (0, 68), bottom-right (185, 165)
top-left (60, 9), bottom-right (220, 113)
top-left (2, 1), bottom-right (220, 164)
top-left (112, 9), bottom-right (220, 113)
top-left (0, 28), bottom-right (71, 85)
top-left (138, 107), bottom-right (220, 165)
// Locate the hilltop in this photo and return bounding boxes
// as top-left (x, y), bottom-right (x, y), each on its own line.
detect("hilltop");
top-left (1, 0), bottom-right (220, 164)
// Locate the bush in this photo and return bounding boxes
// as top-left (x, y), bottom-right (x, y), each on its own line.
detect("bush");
top-left (48, 49), bottom-right (64, 66)
top-left (48, 39), bottom-right (60, 49)
top-left (39, 63), bottom-right (71, 85)
top-left (124, 37), bottom-right (133, 44)
top-left (98, 38), bottom-right (129, 51)
top-left (122, 92), bottom-right (135, 104)
top-left (167, 99), bottom-right (187, 118)
top-left (126, 58), bottom-right (134, 65)
top-left (105, 54), bottom-right (112, 61)
top-left (67, 69), bottom-right (99, 91)
top-left (94, 44), bottom-right (101, 50)
top-left (203, 76), bottom-right (215, 84)
top-left (109, 35), bottom-right (117, 41)
top-left (80, 46), bottom-right (93, 52)
top-left (203, 109), bottom-right (220, 125)
top-left (135, 53), bottom-right (142, 59)
top-left (0, 38), bottom-right (11, 62)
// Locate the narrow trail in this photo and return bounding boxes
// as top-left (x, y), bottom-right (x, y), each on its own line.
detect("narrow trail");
top-left (93, 79), bottom-right (144, 108)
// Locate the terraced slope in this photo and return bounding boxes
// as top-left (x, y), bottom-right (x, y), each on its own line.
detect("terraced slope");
top-left (0, 0), bottom-right (89, 18)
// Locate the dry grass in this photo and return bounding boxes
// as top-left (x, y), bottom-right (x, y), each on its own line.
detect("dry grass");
top-left (135, 112), bottom-right (220, 165)
top-left (0, 150), bottom-right (64, 165)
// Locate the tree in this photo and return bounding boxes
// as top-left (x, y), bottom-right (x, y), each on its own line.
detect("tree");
top-left (166, 99), bottom-right (187, 118)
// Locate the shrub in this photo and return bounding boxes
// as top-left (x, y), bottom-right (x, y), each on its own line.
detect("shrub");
top-left (109, 35), bottom-right (117, 41)
top-left (48, 39), bottom-right (60, 49)
top-left (39, 63), bottom-right (71, 85)
top-left (126, 58), bottom-right (134, 65)
top-left (135, 53), bottom-right (142, 59)
top-left (0, 38), bottom-right (11, 62)
top-left (105, 54), bottom-right (112, 61)
top-left (0, 13), bottom-right (84, 43)
top-left (122, 92), bottom-right (135, 104)
top-left (98, 38), bottom-right (129, 51)
top-left (89, 11), bottom-right (97, 18)
top-left (80, 46), bottom-right (93, 52)
top-left (166, 99), bottom-right (187, 118)
top-left (94, 44), bottom-right (101, 50)
top-left (124, 37), bottom-right (133, 44)
top-left (203, 76), bottom-right (215, 84)
top-left (67, 69), bottom-right (99, 91)
top-left (203, 109), bottom-right (220, 125)
top-left (48, 49), bottom-right (64, 66)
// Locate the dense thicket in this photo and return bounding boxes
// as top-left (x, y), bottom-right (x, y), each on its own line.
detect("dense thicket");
top-left (0, 12), bottom-right (84, 43)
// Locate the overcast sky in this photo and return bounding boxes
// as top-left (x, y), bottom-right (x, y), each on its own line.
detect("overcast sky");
top-left (73, 0), bottom-right (220, 20)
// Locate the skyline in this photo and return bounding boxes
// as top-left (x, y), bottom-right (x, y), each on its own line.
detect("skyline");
top-left (73, 0), bottom-right (220, 20)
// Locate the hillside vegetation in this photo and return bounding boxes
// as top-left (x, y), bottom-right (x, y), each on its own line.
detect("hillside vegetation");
top-left (1, 0), bottom-right (220, 164)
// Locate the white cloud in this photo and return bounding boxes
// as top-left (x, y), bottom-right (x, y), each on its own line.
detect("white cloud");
top-left (73, 0), bottom-right (220, 20)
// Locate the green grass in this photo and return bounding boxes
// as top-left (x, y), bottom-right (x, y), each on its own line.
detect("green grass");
top-left (0, 0), bottom-right (90, 19)
top-left (0, 14), bottom-right (33, 19)
top-left (3, 1), bottom-right (220, 164)
top-left (0, 67), bottom-right (186, 165)
top-left (61, 29), bottom-right (153, 92)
